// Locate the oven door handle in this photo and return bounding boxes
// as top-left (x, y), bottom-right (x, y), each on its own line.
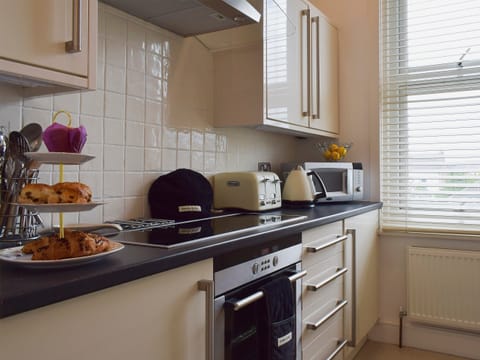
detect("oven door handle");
top-left (230, 270), bottom-right (307, 311)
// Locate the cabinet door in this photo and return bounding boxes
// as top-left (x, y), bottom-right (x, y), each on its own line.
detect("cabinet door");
top-left (0, 0), bottom-right (96, 88)
top-left (0, 259), bottom-right (213, 360)
top-left (309, 10), bottom-right (339, 135)
top-left (264, 0), bottom-right (309, 127)
top-left (343, 210), bottom-right (379, 359)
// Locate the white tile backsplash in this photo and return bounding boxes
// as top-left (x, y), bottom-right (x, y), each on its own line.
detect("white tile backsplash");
top-left (127, 22), bottom-right (146, 51)
top-left (124, 172), bottom-right (144, 196)
top-left (104, 171), bottom-right (124, 197)
top-left (126, 121), bottom-right (145, 146)
top-left (81, 91), bottom-right (104, 117)
top-left (104, 117), bottom-right (125, 145)
top-left (177, 129), bottom-right (191, 150)
top-left (162, 127), bottom-right (177, 149)
top-left (144, 125), bottom-right (161, 148)
top-left (177, 149), bottom-right (191, 169)
top-left (144, 148), bottom-right (162, 171)
top-left (53, 93), bottom-right (80, 115)
top-left (105, 38), bottom-right (126, 68)
top-left (126, 96), bottom-right (145, 122)
top-left (0, 3), bottom-right (299, 226)
top-left (104, 92), bottom-right (125, 119)
top-left (104, 145), bottom-right (124, 171)
top-left (162, 148), bottom-right (177, 171)
top-left (145, 100), bottom-right (163, 125)
top-left (127, 46), bottom-right (146, 73)
top-left (126, 70), bottom-right (146, 98)
top-left (125, 147), bottom-right (144, 171)
top-left (105, 65), bottom-right (126, 93)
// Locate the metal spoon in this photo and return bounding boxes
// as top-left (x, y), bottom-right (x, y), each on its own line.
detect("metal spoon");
top-left (20, 123), bottom-right (42, 152)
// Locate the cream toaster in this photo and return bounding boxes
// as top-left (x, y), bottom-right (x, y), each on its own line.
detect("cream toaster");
top-left (213, 171), bottom-right (282, 211)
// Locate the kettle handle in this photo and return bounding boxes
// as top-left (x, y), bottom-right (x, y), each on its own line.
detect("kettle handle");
top-left (307, 170), bottom-right (327, 200)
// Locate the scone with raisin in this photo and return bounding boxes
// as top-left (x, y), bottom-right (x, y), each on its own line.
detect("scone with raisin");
top-left (22, 230), bottom-right (112, 260)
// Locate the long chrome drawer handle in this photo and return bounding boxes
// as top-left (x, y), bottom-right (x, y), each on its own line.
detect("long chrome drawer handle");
top-left (231, 270), bottom-right (307, 311)
top-left (306, 299), bottom-right (348, 330)
top-left (325, 339), bottom-right (348, 360)
top-left (306, 267), bottom-right (348, 291)
top-left (198, 280), bottom-right (214, 360)
top-left (305, 234), bottom-right (348, 253)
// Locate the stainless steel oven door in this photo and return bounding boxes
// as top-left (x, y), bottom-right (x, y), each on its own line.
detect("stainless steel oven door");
top-left (214, 263), bottom-right (303, 360)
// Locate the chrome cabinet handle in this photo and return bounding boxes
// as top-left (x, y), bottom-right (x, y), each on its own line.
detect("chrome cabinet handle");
top-left (231, 270), bottom-right (307, 311)
top-left (198, 280), bottom-right (214, 360)
top-left (306, 267), bottom-right (348, 291)
top-left (306, 299), bottom-right (348, 330)
top-left (305, 234), bottom-right (348, 253)
top-left (346, 228), bottom-right (357, 347)
top-left (301, 8), bottom-right (311, 117)
top-left (311, 16), bottom-right (320, 120)
top-left (325, 339), bottom-right (348, 360)
top-left (65, 0), bottom-right (82, 53)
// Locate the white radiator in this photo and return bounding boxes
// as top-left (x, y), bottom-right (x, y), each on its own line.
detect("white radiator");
top-left (407, 246), bottom-right (480, 332)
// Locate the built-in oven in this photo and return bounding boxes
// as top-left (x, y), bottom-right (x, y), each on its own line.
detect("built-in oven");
top-left (214, 233), bottom-right (306, 360)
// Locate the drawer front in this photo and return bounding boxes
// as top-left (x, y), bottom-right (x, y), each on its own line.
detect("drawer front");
top-left (302, 299), bottom-right (345, 357)
top-left (302, 221), bottom-right (343, 245)
top-left (302, 240), bottom-right (343, 269)
top-left (302, 264), bottom-right (345, 316)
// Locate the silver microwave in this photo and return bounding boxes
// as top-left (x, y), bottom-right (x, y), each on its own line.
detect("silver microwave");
top-left (281, 162), bottom-right (364, 203)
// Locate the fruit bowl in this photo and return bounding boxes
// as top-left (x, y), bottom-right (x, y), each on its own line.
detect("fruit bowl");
top-left (316, 142), bottom-right (352, 161)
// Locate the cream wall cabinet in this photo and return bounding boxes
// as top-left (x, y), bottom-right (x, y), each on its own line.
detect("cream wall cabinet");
top-left (0, 259), bottom-right (213, 360)
top-left (0, 0), bottom-right (97, 90)
top-left (343, 210), bottom-right (379, 360)
top-left (206, 0), bottom-right (339, 138)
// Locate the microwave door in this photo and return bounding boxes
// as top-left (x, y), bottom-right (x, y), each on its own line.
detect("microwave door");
top-left (313, 168), bottom-right (352, 202)
top-left (308, 170), bottom-right (327, 201)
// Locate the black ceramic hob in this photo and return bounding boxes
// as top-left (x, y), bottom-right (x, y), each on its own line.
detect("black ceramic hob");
top-left (108, 213), bottom-right (307, 249)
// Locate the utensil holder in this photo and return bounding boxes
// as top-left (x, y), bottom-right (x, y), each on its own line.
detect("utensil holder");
top-left (0, 169), bottom-right (42, 243)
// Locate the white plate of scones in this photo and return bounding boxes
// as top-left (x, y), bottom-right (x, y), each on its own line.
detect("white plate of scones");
top-left (17, 182), bottom-right (103, 212)
top-left (0, 231), bottom-right (124, 269)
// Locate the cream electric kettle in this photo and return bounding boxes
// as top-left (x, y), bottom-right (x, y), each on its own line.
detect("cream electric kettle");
top-left (282, 166), bottom-right (326, 207)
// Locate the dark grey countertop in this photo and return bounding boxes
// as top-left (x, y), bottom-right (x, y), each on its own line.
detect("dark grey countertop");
top-left (0, 201), bottom-right (381, 318)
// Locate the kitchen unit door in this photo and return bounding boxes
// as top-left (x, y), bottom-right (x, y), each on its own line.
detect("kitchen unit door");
top-left (343, 210), bottom-right (379, 360)
top-left (0, 259), bottom-right (213, 360)
top-left (309, 8), bottom-right (339, 135)
top-left (263, 0), bottom-right (308, 128)
top-left (0, 0), bottom-right (97, 90)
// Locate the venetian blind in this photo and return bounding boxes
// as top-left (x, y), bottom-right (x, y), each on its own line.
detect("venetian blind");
top-left (380, 0), bottom-right (480, 234)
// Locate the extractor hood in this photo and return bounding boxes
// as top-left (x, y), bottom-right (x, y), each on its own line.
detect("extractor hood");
top-left (100, 0), bottom-right (261, 37)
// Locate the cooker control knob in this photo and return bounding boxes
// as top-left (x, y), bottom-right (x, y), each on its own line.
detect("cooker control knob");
top-left (272, 256), bottom-right (279, 267)
top-left (252, 263), bottom-right (259, 274)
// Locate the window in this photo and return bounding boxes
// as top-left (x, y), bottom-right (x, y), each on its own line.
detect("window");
top-left (380, 0), bottom-right (480, 234)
